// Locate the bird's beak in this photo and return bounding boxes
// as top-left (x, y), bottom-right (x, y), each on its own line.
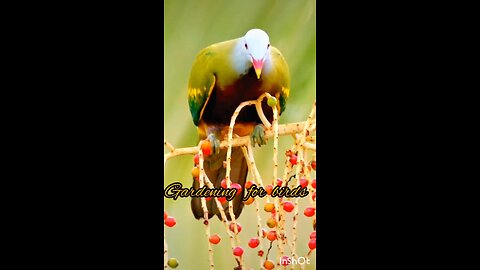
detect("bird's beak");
top-left (252, 58), bottom-right (264, 79)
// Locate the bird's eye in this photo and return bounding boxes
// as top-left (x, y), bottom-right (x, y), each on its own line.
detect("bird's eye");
top-left (267, 44), bottom-right (270, 48)
top-left (245, 43), bottom-right (248, 49)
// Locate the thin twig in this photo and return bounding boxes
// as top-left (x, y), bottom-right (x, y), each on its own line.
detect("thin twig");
top-left (198, 145), bottom-right (215, 270)
top-left (164, 227), bottom-right (168, 269)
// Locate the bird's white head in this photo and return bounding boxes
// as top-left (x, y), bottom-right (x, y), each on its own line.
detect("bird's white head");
top-left (243, 29), bottom-right (270, 79)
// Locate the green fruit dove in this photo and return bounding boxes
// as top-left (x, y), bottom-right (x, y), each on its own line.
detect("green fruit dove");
top-left (187, 29), bottom-right (290, 220)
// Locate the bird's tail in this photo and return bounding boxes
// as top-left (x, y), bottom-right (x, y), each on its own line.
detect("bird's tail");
top-left (191, 146), bottom-right (248, 220)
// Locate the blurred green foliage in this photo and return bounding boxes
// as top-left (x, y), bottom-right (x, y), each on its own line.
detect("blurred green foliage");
top-left (164, 0), bottom-right (316, 269)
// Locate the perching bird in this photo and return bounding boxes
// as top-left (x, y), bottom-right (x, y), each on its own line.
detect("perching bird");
top-left (188, 29), bottom-right (290, 220)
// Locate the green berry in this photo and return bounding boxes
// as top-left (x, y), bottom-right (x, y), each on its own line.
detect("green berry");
top-left (267, 97), bottom-right (277, 107)
top-left (167, 258), bottom-right (179, 268)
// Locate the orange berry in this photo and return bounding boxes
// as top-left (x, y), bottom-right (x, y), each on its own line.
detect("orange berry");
top-left (244, 196), bottom-right (254, 205)
top-left (266, 217), bottom-right (277, 228)
top-left (264, 202), bottom-right (275, 212)
top-left (264, 259), bottom-right (275, 269)
top-left (191, 166), bottom-right (200, 179)
top-left (266, 230), bottom-right (277, 241)
top-left (209, 234), bottom-right (221, 244)
top-left (265, 184), bottom-right (274, 195)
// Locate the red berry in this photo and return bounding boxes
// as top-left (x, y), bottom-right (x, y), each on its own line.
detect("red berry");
top-left (282, 201), bottom-right (295, 212)
top-left (221, 178), bottom-right (227, 188)
top-left (229, 222), bottom-right (242, 234)
top-left (299, 178), bottom-right (308, 188)
top-left (311, 160), bottom-right (316, 170)
top-left (164, 211), bottom-right (167, 220)
top-left (276, 178), bottom-right (283, 186)
top-left (266, 231), bottom-right (277, 241)
top-left (281, 255), bottom-right (290, 266)
top-left (201, 140), bottom-right (212, 157)
top-left (265, 184), bottom-right (274, 195)
top-left (164, 217), bottom-right (176, 227)
top-left (289, 154), bottom-right (298, 165)
top-left (217, 197), bottom-right (227, 204)
top-left (231, 183), bottom-right (242, 194)
top-left (245, 180), bottom-right (254, 189)
top-left (193, 154), bottom-right (199, 165)
top-left (312, 192), bottom-right (316, 201)
top-left (233, 246), bottom-right (244, 256)
top-left (248, 237), bottom-right (260, 248)
top-left (310, 231), bottom-right (316, 239)
top-left (304, 207), bottom-right (315, 217)
top-left (209, 234), bottom-right (221, 244)
top-left (264, 259), bottom-right (275, 269)
top-left (308, 238), bottom-right (316, 250)
top-left (205, 197), bottom-right (212, 201)
top-left (258, 250), bottom-right (264, 256)
top-left (311, 178), bottom-right (316, 189)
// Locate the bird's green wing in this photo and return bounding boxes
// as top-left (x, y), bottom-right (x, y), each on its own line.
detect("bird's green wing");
top-left (271, 46), bottom-right (290, 115)
top-left (187, 48), bottom-right (217, 126)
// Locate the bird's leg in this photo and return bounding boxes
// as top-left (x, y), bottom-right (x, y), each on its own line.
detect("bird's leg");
top-left (251, 124), bottom-right (266, 147)
top-left (207, 133), bottom-right (221, 155)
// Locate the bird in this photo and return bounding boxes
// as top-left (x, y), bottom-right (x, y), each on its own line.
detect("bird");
top-left (187, 29), bottom-right (290, 220)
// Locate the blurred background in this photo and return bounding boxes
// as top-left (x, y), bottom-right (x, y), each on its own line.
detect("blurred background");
top-left (164, 0), bottom-right (316, 269)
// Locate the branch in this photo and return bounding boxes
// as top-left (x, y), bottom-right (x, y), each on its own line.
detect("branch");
top-left (164, 121), bottom-right (308, 164)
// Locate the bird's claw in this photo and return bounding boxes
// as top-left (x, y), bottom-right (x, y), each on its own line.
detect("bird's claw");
top-left (207, 133), bottom-right (221, 155)
top-left (251, 124), bottom-right (266, 147)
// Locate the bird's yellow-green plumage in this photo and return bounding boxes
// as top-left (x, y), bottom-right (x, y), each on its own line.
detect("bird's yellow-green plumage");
top-left (187, 37), bottom-right (290, 126)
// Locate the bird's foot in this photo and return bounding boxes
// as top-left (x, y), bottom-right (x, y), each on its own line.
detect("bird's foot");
top-left (207, 133), bottom-right (221, 155)
top-left (251, 124), bottom-right (266, 147)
